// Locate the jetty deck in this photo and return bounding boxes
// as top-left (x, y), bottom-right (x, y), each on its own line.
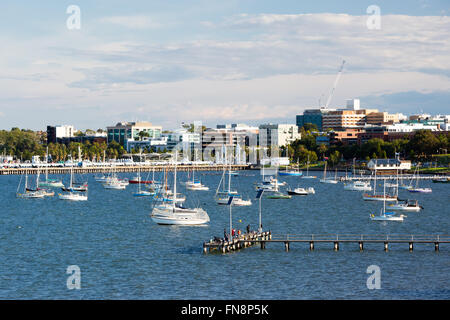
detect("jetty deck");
top-left (340, 174), bottom-right (448, 181)
top-left (0, 164), bottom-right (251, 175)
top-left (204, 233), bottom-right (450, 253)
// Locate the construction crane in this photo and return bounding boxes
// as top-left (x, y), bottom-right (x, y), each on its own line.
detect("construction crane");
top-left (324, 60), bottom-right (346, 109)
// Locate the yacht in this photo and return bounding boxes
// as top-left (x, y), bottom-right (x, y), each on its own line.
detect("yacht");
top-left (388, 200), bottom-right (422, 212)
top-left (58, 192), bottom-right (88, 201)
top-left (150, 154), bottom-right (210, 225)
top-left (344, 181), bottom-right (372, 191)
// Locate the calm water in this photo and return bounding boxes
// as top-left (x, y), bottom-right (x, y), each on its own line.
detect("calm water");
top-left (0, 170), bottom-right (449, 299)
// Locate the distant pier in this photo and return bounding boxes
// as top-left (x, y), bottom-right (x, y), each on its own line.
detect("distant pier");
top-left (0, 164), bottom-right (251, 176)
top-left (204, 234), bottom-right (450, 253)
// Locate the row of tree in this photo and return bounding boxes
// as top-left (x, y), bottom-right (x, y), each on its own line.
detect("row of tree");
top-left (284, 127), bottom-right (450, 167)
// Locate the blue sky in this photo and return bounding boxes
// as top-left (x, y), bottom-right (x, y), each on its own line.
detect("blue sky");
top-left (0, 0), bottom-right (449, 130)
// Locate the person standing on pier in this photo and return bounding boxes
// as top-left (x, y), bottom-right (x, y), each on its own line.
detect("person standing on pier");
top-left (246, 224), bottom-right (250, 234)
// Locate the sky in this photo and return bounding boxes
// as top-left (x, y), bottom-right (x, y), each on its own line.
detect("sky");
top-left (0, 0), bottom-right (449, 131)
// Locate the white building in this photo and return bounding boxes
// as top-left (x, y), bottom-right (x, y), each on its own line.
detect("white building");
top-left (367, 159), bottom-right (411, 171)
top-left (385, 123), bottom-right (440, 133)
top-left (126, 137), bottom-right (168, 152)
top-left (259, 124), bottom-right (301, 147)
top-left (346, 99), bottom-right (360, 110)
top-left (55, 125), bottom-right (74, 138)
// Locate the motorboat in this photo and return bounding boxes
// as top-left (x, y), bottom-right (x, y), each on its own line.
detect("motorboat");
top-left (432, 177), bottom-right (450, 183)
top-left (344, 181), bottom-right (372, 191)
top-left (58, 192), bottom-right (88, 201)
top-left (266, 192), bottom-right (292, 199)
top-left (409, 187), bottom-right (432, 193)
top-left (388, 200), bottom-right (422, 212)
top-left (287, 187), bottom-right (315, 195)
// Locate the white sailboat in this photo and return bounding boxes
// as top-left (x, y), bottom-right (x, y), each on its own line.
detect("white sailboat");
top-left (363, 168), bottom-right (397, 201)
top-left (39, 147), bottom-right (64, 188)
top-left (409, 164), bottom-right (432, 193)
top-left (216, 158), bottom-right (251, 206)
top-left (103, 165), bottom-right (127, 190)
top-left (302, 154), bottom-right (316, 179)
top-left (16, 172), bottom-right (45, 199)
top-left (370, 181), bottom-right (405, 221)
top-left (185, 167), bottom-right (209, 191)
top-left (150, 153), bottom-right (210, 225)
top-left (133, 158), bottom-right (153, 196)
top-left (319, 161), bottom-right (338, 184)
top-left (59, 160), bottom-right (88, 200)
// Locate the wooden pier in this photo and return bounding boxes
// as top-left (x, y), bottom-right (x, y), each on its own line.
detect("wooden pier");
top-left (340, 174), bottom-right (448, 181)
top-left (204, 234), bottom-right (450, 253)
top-left (203, 231), bottom-right (272, 254)
top-left (0, 164), bottom-right (250, 176)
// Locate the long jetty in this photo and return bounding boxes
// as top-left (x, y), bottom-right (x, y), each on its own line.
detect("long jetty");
top-left (203, 234), bottom-right (450, 253)
top-left (340, 175), bottom-right (447, 181)
top-left (0, 164), bottom-right (251, 176)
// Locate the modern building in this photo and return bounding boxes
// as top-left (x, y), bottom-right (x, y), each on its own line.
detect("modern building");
top-left (107, 121), bottom-right (162, 148)
top-left (46, 125), bottom-right (75, 144)
top-left (126, 137), bottom-right (168, 152)
top-left (164, 129), bottom-right (201, 151)
top-left (296, 108), bottom-right (334, 131)
top-left (366, 112), bottom-right (400, 125)
top-left (259, 124), bottom-right (301, 147)
top-left (329, 128), bottom-right (363, 145)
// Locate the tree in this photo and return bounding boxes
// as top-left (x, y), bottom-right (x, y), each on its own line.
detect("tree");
top-left (302, 123), bottom-right (318, 133)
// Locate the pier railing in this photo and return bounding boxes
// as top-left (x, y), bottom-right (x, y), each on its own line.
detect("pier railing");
top-left (204, 233), bottom-right (450, 254)
top-left (269, 234), bottom-right (450, 243)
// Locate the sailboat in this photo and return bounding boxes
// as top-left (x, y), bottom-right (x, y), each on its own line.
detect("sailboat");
top-left (39, 147), bottom-right (64, 188)
top-left (279, 150), bottom-right (302, 176)
top-left (185, 167), bottom-right (209, 191)
top-left (133, 161), bottom-right (153, 196)
top-left (103, 165), bottom-right (127, 190)
top-left (302, 154), bottom-right (316, 179)
top-left (370, 181), bottom-right (405, 221)
top-left (32, 166), bottom-right (54, 196)
top-left (59, 162), bottom-right (88, 200)
top-left (16, 172), bottom-right (45, 199)
top-left (319, 161), bottom-right (338, 184)
top-left (265, 172), bottom-right (291, 199)
top-left (150, 153), bottom-right (210, 225)
top-left (409, 164), bottom-right (432, 193)
top-left (363, 167), bottom-right (397, 201)
top-left (62, 161), bottom-right (88, 192)
top-left (216, 158), bottom-right (251, 206)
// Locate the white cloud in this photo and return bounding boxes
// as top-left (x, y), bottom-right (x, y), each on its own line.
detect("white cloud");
top-left (1, 12), bottom-right (450, 129)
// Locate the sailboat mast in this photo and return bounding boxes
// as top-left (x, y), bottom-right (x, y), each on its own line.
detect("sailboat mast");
top-left (45, 146), bottom-right (49, 181)
top-left (173, 151), bottom-right (177, 208)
